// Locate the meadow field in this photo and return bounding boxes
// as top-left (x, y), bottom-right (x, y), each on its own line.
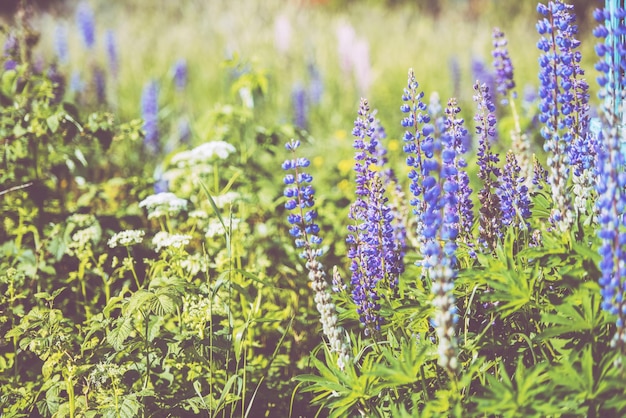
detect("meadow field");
top-left (1, 0), bottom-right (625, 417)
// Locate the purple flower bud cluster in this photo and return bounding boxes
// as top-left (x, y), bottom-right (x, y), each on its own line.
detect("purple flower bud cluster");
top-left (473, 82), bottom-right (502, 249)
top-left (594, 6), bottom-right (626, 122)
top-left (282, 139), bottom-right (351, 369)
top-left (172, 58), bottom-right (188, 92)
top-left (595, 127), bottom-right (626, 350)
top-left (76, 2), bottom-right (96, 50)
top-left (141, 80), bottom-right (160, 154)
top-left (291, 82), bottom-right (309, 131)
top-left (498, 151), bottom-right (531, 229)
top-left (105, 29), bottom-right (119, 78)
top-left (492, 27), bottom-right (516, 103)
top-left (593, 4), bottom-right (626, 351)
top-left (347, 99), bottom-right (404, 336)
top-left (55, 25), bottom-right (69, 65)
top-left (536, 0), bottom-right (589, 231)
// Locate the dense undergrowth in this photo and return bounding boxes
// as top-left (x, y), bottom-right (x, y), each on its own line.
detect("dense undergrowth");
top-left (1, 0), bottom-right (626, 417)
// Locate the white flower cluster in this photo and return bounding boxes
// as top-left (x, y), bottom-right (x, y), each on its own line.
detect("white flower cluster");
top-left (152, 231), bottom-right (191, 252)
top-left (171, 141), bottom-right (236, 167)
top-left (212, 191), bottom-right (240, 208)
top-left (107, 229), bottom-right (145, 248)
top-left (206, 218), bottom-right (241, 238)
top-left (139, 192), bottom-right (188, 219)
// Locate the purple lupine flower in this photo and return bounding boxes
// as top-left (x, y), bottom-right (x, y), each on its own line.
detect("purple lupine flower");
top-left (492, 27), bottom-right (516, 103)
top-left (595, 127), bottom-right (626, 351)
top-left (47, 64), bottom-right (65, 104)
top-left (472, 56), bottom-right (495, 98)
top-left (283, 139), bottom-right (351, 369)
top-left (291, 82), bottom-right (308, 130)
top-left (347, 99), bottom-right (404, 336)
top-left (70, 70), bottom-right (84, 94)
top-left (594, 4), bottom-right (626, 351)
top-left (531, 156), bottom-right (548, 190)
top-left (473, 82), bottom-right (502, 250)
top-left (308, 61), bottom-right (324, 106)
top-left (536, 0), bottom-right (589, 231)
top-left (54, 25), bottom-right (69, 65)
top-left (498, 151), bottom-right (531, 229)
top-left (141, 80), bottom-right (160, 154)
top-left (445, 98), bottom-right (474, 245)
top-left (401, 69), bottom-right (428, 237)
top-left (93, 66), bottom-right (106, 104)
top-left (274, 14), bottom-right (292, 55)
top-left (449, 56), bottom-right (461, 99)
top-left (415, 97), bottom-right (460, 372)
top-left (105, 29), bottom-right (119, 77)
top-left (76, 2), bottom-right (96, 50)
top-left (172, 58), bottom-right (187, 91)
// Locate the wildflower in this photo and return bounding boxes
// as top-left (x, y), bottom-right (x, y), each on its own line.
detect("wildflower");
top-left (54, 24), bottom-right (69, 65)
top-left (93, 66), bottom-right (106, 104)
top-left (139, 192), bottom-right (187, 219)
top-left (107, 230), bottom-right (145, 248)
top-left (76, 2), bottom-right (96, 50)
top-left (172, 58), bottom-right (187, 91)
top-left (492, 27), bottom-right (516, 103)
top-left (105, 29), bottom-right (119, 77)
top-left (336, 22), bottom-right (356, 75)
top-left (498, 151), bottom-right (531, 229)
top-left (141, 80), bottom-right (160, 153)
top-left (171, 141), bottom-right (236, 167)
top-left (178, 117), bottom-right (191, 144)
top-left (206, 218), bottom-right (240, 238)
top-left (536, 0), bottom-right (589, 231)
top-left (473, 82), bottom-right (502, 249)
top-left (291, 82), bottom-right (308, 130)
top-left (70, 71), bottom-right (84, 94)
top-left (472, 56), bottom-right (495, 100)
top-left (283, 138), bottom-right (351, 370)
top-left (401, 68), bottom-right (428, 244)
top-left (594, 4), bottom-right (626, 352)
top-left (152, 231), bottom-right (191, 252)
top-left (347, 99), bottom-right (405, 335)
top-left (308, 62), bottom-right (324, 105)
top-left (274, 14), bottom-right (292, 55)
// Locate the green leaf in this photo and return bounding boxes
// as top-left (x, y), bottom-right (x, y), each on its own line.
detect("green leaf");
top-left (46, 114), bottom-right (59, 133)
top-left (107, 315), bottom-right (134, 351)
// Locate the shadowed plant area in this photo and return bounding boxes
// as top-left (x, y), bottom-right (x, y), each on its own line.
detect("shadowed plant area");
top-left (1, 0), bottom-right (625, 417)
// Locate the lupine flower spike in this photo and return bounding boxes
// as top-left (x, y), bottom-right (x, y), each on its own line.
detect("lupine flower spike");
top-left (594, 3), bottom-right (626, 356)
top-left (473, 82), bottom-right (502, 250)
top-left (347, 99), bottom-right (405, 336)
top-left (141, 80), bottom-right (160, 154)
top-left (536, 0), bottom-right (590, 230)
top-left (282, 139), bottom-right (351, 369)
top-left (492, 27), bottom-right (532, 183)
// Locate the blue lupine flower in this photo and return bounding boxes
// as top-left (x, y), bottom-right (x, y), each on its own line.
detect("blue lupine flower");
top-left (291, 82), bottom-right (308, 130)
top-left (473, 82), bottom-right (502, 249)
top-left (449, 56), bottom-right (461, 99)
top-left (445, 98), bottom-right (474, 245)
top-left (595, 127), bottom-right (626, 350)
top-left (308, 61), bottom-right (324, 105)
top-left (105, 29), bottom-right (119, 77)
top-left (498, 151), bottom-right (531, 229)
top-left (76, 2), bottom-right (96, 50)
top-left (172, 58), bottom-right (187, 91)
top-left (472, 56), bottom-right (495, 100)
top-left (94, 66), bottom-right (106, 104)
top-left (282, 138), bottom-right (351, 369)
top-left (492, 27), bottom-right (516, 103)
top-left (401, 69), bottom-right (429, 239)
top-left (70, 71), bottom-right (84, 94)
top-left (347, 99), bottom-right (404, 336)
top-left (594, 3), bottom-right (626, 350)
top-left (54, 25), bottom-right (69, 65)
top-left (141, 80), bottom-right (160, 154)
top-left (536, 0), bottom-right (589, 231)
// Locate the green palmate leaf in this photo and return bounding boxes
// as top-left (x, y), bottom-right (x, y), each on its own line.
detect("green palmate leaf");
top-left (107, 315), bottom-right (134, 351)
top-left (540, 289), bottom-right (605, 339)
top-left (372, 337), bottom-right (436, 386)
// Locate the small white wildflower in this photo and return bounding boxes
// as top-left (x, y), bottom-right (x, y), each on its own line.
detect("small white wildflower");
top-left (171, 141), bottom-right (236, 166)
top-left (212, 191), bottom-right (240, 208)
top-left (152, 231), bottom-right (192, 252)
top-left (67, 213), bottom-right (97, 228)
top-left (205, 218), bottom-right (240, 238)
top-left (139, 192), bottom-right (188, 219)
top-left (189, 209), bottom-right (209, 219)
top-left (107, 229), bottom-right (145, 248)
